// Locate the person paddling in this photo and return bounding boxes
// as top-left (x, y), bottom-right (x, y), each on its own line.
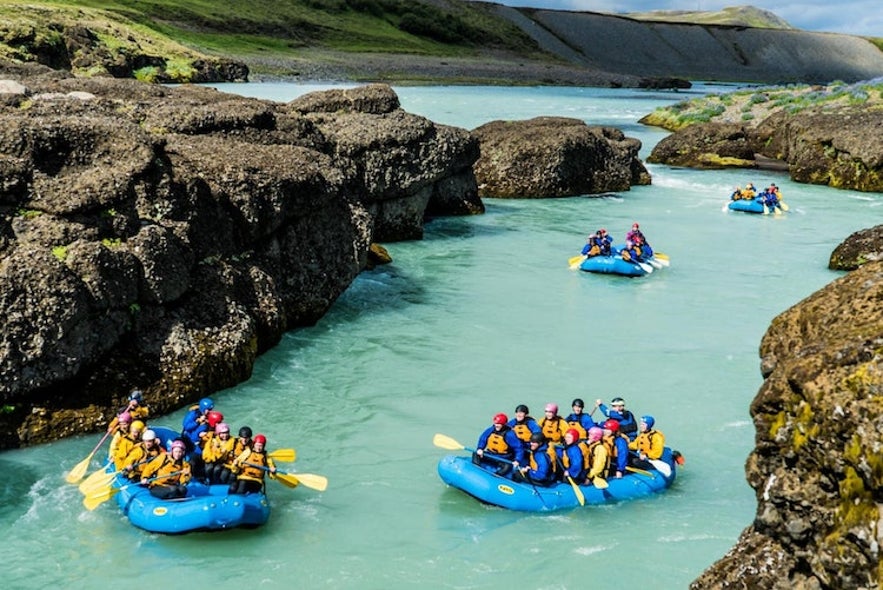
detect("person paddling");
top-left (141, 439), bottom-right (191, 500)
top-left (229, 434), bottom-right (276, 495)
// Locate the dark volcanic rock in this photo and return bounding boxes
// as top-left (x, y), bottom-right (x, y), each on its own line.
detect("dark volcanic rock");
top-left (647, 104), bottom-right (883, 192)
top-left (0, 67), bottom-right (481, 449)
top-left (472, 116), bottom-right (650, 198)
top-left (829, 225), bottom-right (883, 270)
top-left (691, 260), bottom-right (883, 590)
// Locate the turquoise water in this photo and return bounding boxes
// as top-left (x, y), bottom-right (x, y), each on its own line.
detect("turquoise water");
top-left (2, 84), bottom-right (880, 589)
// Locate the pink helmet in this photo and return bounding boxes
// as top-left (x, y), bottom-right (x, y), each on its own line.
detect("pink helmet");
top-left (493, 413), bottom-right (508, 425)
top-left (170, 440), bottom-right (186, 452)
top-left (544, 403), bottom-right (558, 414)
top-left (118, 412), bottom-right (132, 424)
top-left (588, 427), bottom-right (603, 442)
top-left (216, 422), bottom-right (230, 434)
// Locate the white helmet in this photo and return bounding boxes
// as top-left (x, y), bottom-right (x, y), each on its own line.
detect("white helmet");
top-left (141, 429), bottom-right (157, 442)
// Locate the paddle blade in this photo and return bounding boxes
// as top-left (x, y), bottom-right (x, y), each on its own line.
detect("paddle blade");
top-left (273, 472), bottom-right (301, 488)
top-left (654, 252), bottom-right (670, 262)
top-left (82, 487), bottom-right (118, 511)
top-left (779, 201), bottom-right (789, 211)
top-left (432, 433), bottom-right (465, 451)
top-left (294, 473), bottom-right (328, 492)
top-left (65, 455), bottom-right (92, 484)
top-left (79, 470), bottom-right (117, 495)
top-left (268, 448), bottom-right (296, 462)
top-left (637, 261), bottom-right (653, 274)
top-left (648, 459), bottom-right (673, 477)
top-left (566, 476), bottom-right (585, 506)
top-left (568, 255), bottom-right (585, 269)
top-left (626, 466), bottom-right (654, 478)
top-left (762, 204), bottom-right (770, 215)
top-left (592, 477), bottom-right (609, 490)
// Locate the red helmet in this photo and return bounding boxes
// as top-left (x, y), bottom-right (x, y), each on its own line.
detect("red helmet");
top-left (206, 411), bottom-right (224, 428)
top-left (254, 434), bottom-right (267, 446)
top-left (604, 419), bottom-right (620, 432)
top-left (599, 228), bottom-right (607, 235)
top-left (632, 222), bottom-right (640, 229)
top-left (493, 413), bottom-right (508, 425)
top-left (565, 428), bottom-right (580, 442)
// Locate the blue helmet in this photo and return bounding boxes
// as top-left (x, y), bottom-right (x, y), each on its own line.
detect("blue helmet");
top-left (199, 397), bottom-right (214, 413)
top-left (129, 390), bottom-right (143, 402)
top-left (642, 415), bottom-right (655, 429)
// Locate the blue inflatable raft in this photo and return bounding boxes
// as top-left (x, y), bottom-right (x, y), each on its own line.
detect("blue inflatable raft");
top-left (579, 255), bottom-right (648, 277)
top-left (727, 198), bottom-right (765, 213)
top-left (110, 426), bottom-right (270, 534)
top-left (437, 448), bottom-right (678, 512)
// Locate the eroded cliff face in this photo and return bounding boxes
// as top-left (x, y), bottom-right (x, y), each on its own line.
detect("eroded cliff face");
top-left (691, 254), bottom-right (883, 589)
top-left (0, 63), bottom-right (481, 449)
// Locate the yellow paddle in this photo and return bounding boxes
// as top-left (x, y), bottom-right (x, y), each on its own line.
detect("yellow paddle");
top-left (625, 466), bottom-right (654, 478)
top-left (591, 476), bottom-right (608, 489)
top-left (78, 466), bottom-right (118, 495)
top-left (268, 448), bottom-right (296, 462)
top-left (241, 462), bottom-right (328, 492)
top-left (553, 454), bottom-right (585, 506)
top-left (83, 471), bottom-right (184, 511)
top-left (779, 201), bottom-right (789, 211)
top-left (66, 430), bottom-right (113, 484)
top-left (568, 254), bottom-right (586, 270)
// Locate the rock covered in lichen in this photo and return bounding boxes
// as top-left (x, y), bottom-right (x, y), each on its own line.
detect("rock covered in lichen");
top-left (829, 224), bottom-right (883, 270)
top-left (691, 260), bottom-right (883, 589)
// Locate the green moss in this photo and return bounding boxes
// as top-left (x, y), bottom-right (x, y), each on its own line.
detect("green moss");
top-left (841, 360), bottom-right (880, 394)
top-left (51, 245), bottom-right (68, 261)
top-left (164, 57), bottom-right (196, 82)
top-left (101, 237), bottom-right (122, 248)
top-left (133, 66), bottom-right (159, 83)
top-left (768, 411), bottom-right (787, 438)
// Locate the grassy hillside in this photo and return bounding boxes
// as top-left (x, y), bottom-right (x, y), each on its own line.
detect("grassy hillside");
top-left (27, 0), bottom-right (545, 60)
top-left (626, 5), bottom-right (794, 29)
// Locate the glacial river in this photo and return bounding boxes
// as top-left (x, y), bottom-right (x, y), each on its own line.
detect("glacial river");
top-left (3, 83), bottom-right (880, 589)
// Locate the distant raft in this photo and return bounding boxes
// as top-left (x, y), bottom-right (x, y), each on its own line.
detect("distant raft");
top-left (727, 198), bottom-right (766, 214)
top-left (437, 448), bottom-right (679, 512)
top-left (579, 254), bottom-right (649, 276)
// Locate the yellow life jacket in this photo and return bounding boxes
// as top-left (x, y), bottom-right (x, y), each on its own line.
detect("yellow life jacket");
top-left (484, 431), bottom-right (511, 455)
top-left (510, 420), bottom-right (535, 442)
top-left (565, 420), bottom-right (587, 440)
top-left (142, 454), bottom-right (190, 487)
top-left (234, 449), bottom-right (276, 483)
top-left (113, 433), bottom-right (139, 470)
top-left (204, 435), bottom-right (236, 464)
top-left (122, 443), bottom-right (164, 478)
top-left (539, 417), bottom-right (566, 444)
top-left (579, 440), bottom-right (610, 479)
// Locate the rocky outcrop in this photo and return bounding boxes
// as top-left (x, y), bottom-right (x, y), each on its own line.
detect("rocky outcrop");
top-left (0, 62), bottom-right (481, 449)
top-left (690, 260), bottom-right (883, 589)
top-left (646, 104), bottom-right (883, 192)
top-left (471, 117), bottom-right (651, 198)
top-left (829, 225), bottom-right (883, 271)
top-left (0, 11), bottom-right (248, 83)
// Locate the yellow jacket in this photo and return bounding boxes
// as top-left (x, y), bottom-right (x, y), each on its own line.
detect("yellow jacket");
top-left (142, 454), bottom-right (191, 487)
top-left (629, 429), bottom-right (665, 459)
top-left (232, 449), bottom-right (276, 483)
top-left (203, 434), bottom-right (236, 464)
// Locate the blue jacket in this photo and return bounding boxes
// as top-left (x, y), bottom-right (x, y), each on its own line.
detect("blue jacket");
top-left (598, 404), bottom-right (639, 440)
top-left (524, 443), bottom-right (556, 485)
top-left (558, 443), bottom-right (586, 481)
top-left (612, 434), bottom-right (630, 474)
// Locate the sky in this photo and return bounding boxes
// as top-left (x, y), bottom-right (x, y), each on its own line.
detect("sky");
top-left (488, 1), bottom-right (882, 37)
